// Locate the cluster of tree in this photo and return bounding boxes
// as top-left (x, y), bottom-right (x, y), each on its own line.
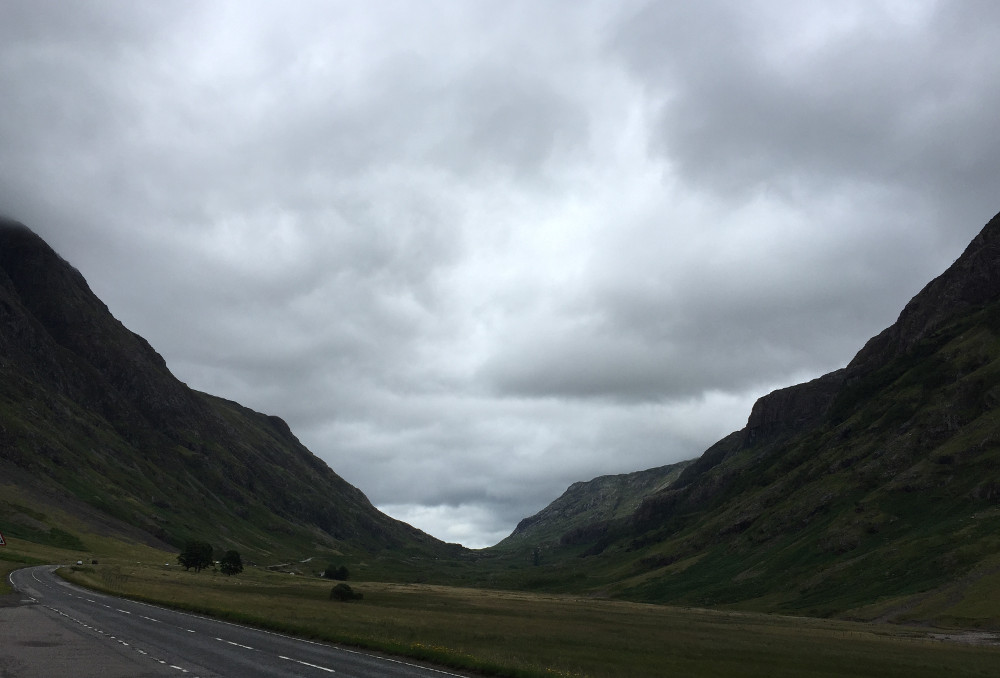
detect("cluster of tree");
top-left (322, 563), bottom-right (349, 580)
top-left (177, 540), bottom-right (214, 572)
top-left (177, 540), bottom-right (243, 576)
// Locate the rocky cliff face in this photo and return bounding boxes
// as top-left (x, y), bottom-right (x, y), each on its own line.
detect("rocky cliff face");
top-left (847, 211), bottom-right (1000, 377)
top-left (731, 211), bottom-right (1000, 452)
top-left (742, 369), bottom-right (846, 446)
top-left (0, 219), bottom-right (203, 435)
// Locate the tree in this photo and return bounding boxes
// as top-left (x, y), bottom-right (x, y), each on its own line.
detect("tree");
top-left (323, 563), bottom-right (349, 580)
top-left (220, 550), bottom-right (243, 576)
top-left (177, 540), bottom-right (214, 572)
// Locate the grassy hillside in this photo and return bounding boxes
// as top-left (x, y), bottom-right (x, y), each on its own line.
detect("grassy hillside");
top-left (482, 212), bottom-right (1000, 620)
top-left (613, 300), bottom-right (1000, 614)
top-left (0, 219), bottom-right (458, 567)
top-left (503, 306), bottom-right (1000, 616)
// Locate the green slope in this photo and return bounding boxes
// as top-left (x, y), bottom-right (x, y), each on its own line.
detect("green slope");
top-left (0, 218), bottom-right (460, 565)
top-left (487, 211), bottom-right (1000, 621)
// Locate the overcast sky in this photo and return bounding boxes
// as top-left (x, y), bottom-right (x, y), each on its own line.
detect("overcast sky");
top-left (2, 1), bottom-right (998, 548)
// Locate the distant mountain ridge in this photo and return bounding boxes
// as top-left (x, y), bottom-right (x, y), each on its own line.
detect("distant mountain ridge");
top-left (495, 211), bottom-right (1000, 621)
top-left (0, 218), bottom-right (455, 561)
top-left (497, 460), bottom-right (692, 549)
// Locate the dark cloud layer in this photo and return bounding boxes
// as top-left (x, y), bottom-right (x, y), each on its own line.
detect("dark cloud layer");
top-left (1, 1), bottom-right (997, 546)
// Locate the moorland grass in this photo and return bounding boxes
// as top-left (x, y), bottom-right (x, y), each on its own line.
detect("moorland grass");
top-left (56, 560), bottom-right (1000, 678)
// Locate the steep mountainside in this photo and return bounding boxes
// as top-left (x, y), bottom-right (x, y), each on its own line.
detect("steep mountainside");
top-left (497, 211), bottom-right (1000, 621)
top-left (496, 461), bottom-right (691, 549)
top-left (0, 219), bottom-right (457, 562)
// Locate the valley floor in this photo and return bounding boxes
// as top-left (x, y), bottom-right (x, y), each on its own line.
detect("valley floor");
top-left (4, 536), bottom-right (1000, 677)
top-left (53, 560), bottom-right (1000, 678)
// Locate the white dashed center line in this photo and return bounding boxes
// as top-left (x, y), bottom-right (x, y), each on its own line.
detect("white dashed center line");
top-left (216, 637), bottom-right (254, 650)
top-left (279, 655), bottom-right (337, 673)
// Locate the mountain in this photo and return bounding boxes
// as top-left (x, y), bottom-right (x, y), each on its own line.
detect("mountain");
top-left (0, 218), bottom-right (457, 562)
top-left (496, 211), bottom-right (1000, 621)
top-left (495, 461), bottom-right (692, 550)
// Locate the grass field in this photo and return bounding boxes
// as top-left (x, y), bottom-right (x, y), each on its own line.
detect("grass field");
top-left (48, 554), bottom-right (1000, 678)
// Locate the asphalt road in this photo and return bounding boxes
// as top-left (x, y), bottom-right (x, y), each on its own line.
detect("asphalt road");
top-left (5, 566), bottom-right (469, 678)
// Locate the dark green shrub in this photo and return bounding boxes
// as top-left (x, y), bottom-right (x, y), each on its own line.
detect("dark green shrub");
top-left (329, 583), bottom-right (362, 601)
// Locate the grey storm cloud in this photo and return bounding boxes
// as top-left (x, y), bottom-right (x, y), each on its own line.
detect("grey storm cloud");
top-left (612, 1), bottom-right (1000, 214)
top-left (1, 0), bottom-right (998, 546)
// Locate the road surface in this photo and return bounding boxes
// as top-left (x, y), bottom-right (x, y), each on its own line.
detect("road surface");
top-left (4, 566), bottom-right (469, 678)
